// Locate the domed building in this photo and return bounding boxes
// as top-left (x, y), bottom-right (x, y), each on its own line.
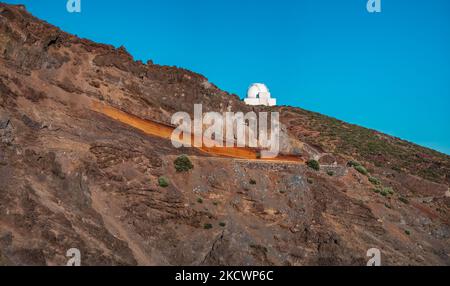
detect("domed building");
top-left (244, 83), bottom-right (277, 106)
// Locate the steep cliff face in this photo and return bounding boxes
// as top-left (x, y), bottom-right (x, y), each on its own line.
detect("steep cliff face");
top-left (0, 3), bottom-right (449, 266)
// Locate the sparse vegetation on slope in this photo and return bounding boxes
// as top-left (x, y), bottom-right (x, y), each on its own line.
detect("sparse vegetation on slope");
top-left (282, 108), bottom-right (450, 184)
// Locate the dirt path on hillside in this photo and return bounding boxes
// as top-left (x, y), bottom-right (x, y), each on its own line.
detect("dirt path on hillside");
top-left (91, 101), bottom-right (303, 163)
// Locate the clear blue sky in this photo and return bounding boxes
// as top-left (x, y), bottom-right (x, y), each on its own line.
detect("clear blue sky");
top-left (5, 0), bottom-right (450, 155)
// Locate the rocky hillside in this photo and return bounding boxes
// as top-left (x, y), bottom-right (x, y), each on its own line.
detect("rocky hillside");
top-left (0, 3), bottom-right (449, 266)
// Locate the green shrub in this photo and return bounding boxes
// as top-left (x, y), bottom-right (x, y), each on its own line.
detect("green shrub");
top-left (249, 179), bottom-right (257, 185)
top-left (354, 165), bottom-right (368, 176)
top-left (378, 187), bottom-right (394, 197)
top-left (307, 178), bottom-right (314, 184)
top-left (327, 170), bottom-right (335, 176)
top-left (384, 187), bottom-right (395, 195)
top-left (405, 230), bottom-right (411, 236)
top-left (374, 187), bottom-right (394, 197)
top-left (399, 197), bottom-right (409, 204)
top-left (174, 155), bottom-right (193, 172)
top-left (306, 160), bottom-right (320, 171)
top-left (204, 223), bottom-right (213, 230)
top-left (219, 222), bottom-right (226, 227)
top-left (197, 198), bottom-right (203, 204)
top-left (368, 177), bottom-right (381, 186)
top-left (347, 160), bottom-right (361, 167)
top-left (158, 177), bottom-right (169, 188)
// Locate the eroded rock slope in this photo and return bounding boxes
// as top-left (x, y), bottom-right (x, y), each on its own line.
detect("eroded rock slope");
top-left (0, 3), bottom-right (449, 265)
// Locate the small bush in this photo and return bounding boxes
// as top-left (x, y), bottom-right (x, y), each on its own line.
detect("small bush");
top-left (327, 170), bottom-right (335, 177)
top-left (307, 160), bottom-right (320, 171)
top-left (405, 230), bottom-right (411, 236)
top-left (354, 165), bottom-right (368, 176)
top-left (204, 223), bottom-right (213, 230)
top-left (384, 187), bottom-right (395, 195)
top-left (368, 177), bottom-right (381, 186)
top-left (213, 202), bottom-right (219, 206)
top-left (158, 177), bottom-right (169, 188)
top-left (307, 178), bottom-right (314, 184)
top-left (377, 187), bottom-right (393, 197)
top-left (219, 222), bottom-right (226, 227)
top-left (197, 198), bottom-right (203, 204)
top-left (249, 179), bottom-right (257, 185)
top-left (347, 160), bottom-right (361, 167)
top-left (374, 187), bottom-right (394, 197)
top-left (174, 155), bottom-right (193, 172)
top-left (399, 197), bottom-right (409, 204)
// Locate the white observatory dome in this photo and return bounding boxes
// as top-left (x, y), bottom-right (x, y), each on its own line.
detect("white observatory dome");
top-left (244, 83), bottom-right (276, 107)
top-left (247, 83), bottom-right (270, 99)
